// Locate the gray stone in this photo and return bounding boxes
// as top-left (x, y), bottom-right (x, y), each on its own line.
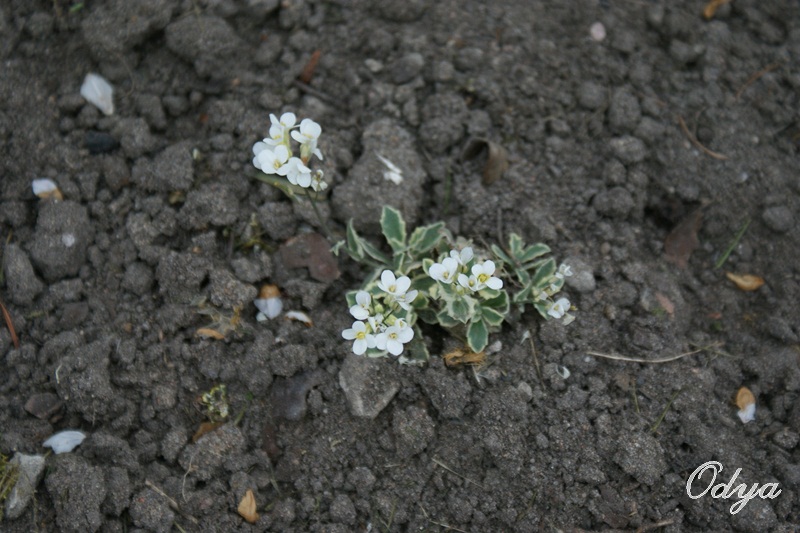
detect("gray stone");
top-left (420, 367), bottom-right (471, 419)
top-left (156, 251), bottom-right (209, 304)
top-left (332, 119), bottom-right (427, 235)
top-left (329, 493), bottom-right (357, 525)
top-left (160, 426), bottom-right (188, 464)
top-left (762, 205), bottom-right (793, 233)
top-left (131, 141), bottom-right (194, 192)
top-left (29, 200), bottom-right (93, 282)
top-left (577, 81), bottom-right (606, 110)
top-left (593, 186), bottom-right (635, 219)
top-left (129, 488), bottom-right (175, 532)
top-left (610, 136), bottom-right (647, 164)
top-left (113, 118), bottom-right (158, 158)
top-left (3, 243), bottom-right (43, 305)
top-left (338, 354), bottom-right (400, 419)
top-left (81, 0), bottom-right (174, 61)
top-left (563, 257), bottom-right (596, 293)
top-left (613, 432), bottom-right (668, 486)
top-left (45, 454), bottom-right (107, 533)
top-left (180, 184), bottom-right (239, 229)
top-left (608, 87), bottom-right (641, 133)
top-left (122, 261), bottom-right (154, 296)
top-left (419, 93), bottom-right (468, 153)
top-left (4, 453), bottom-right (46, 520)
top-left (178, 425), bottom-right (246, 481)
top-left (208, 268), bottom-right (257, 310)
top-left (390, 52), bottom-right (425, 84)
top-left (392, 405), bottom-right (436, 458)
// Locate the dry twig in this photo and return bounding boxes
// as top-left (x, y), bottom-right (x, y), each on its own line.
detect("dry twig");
top-left (586, 342), bottom-right (722, 364)
top-left (678, 115), bottom-right (728, 160)
top-left (145, 480), bottom-right (199, 525)
top-left (736, 63), bottom-right (783, 101)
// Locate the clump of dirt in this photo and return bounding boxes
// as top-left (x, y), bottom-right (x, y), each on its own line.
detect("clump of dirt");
top-left (1, 0), bottom-right (799, 531)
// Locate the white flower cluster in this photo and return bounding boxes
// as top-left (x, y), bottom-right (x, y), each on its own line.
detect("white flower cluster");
top-left (342, 270), bottom-right (418, 356)
top-left (252, 112), bottom-right (326, 191)
top-left (429, 247), bottom-right (503, 292)
top-left (542, 264), bottom-right (575, 323)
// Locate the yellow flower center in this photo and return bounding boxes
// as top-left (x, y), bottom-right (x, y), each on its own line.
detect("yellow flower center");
top-left (356, 331), bottom-right (366, 340)
top-left (478, 274), bottom-right (489, 284)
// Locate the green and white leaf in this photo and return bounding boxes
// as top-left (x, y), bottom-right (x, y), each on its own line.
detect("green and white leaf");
top-left (380, 205), bottom-right (407, 253)
top-left (346, 221), bottom-right (365, 261)
top-left (445, 294), bottom-right (476, 324)
top-left (467, 319), bottom-right (489, 353)
top-left (532, 258), bottom-right (556, 288)
top-left (518, 242), bottom-right (550, 263)
top-left (409, 222), bottom-right (446, 256)
top-left (491, 244), bottom-right (514, 266)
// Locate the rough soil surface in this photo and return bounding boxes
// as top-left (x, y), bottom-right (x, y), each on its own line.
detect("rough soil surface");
top-left (1, 1), bottom-right (800, 531)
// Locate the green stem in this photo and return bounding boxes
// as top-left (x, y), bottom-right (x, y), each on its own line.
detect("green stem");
top-left (308, 192), bottom-right (334, 241)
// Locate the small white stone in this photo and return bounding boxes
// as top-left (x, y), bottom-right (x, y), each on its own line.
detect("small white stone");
top-left (31, 178), bottom-right (58, 196)
top-left (61, 233), bottom-right (76, 247)
top-left (590, 22), bottom-right (606, 42)
top-left (80, 73), bottom-right (114, 115)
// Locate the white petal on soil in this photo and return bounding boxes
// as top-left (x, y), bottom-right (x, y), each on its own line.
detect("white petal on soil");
top-left (377, 153), bottom-right (403, 184)
top-left (32, 178), bottom-right (58, 196)
top-left (254, 297), bottom-right (282, 319)
top-left (43, 430), bottom-right (87, 454)
top-left (80, 73), bottom-right (114, 115)
top-left (285, 310), bottom-right (313, 326)
top-left (61, 233), bottom-right (76, 248)
top-left (737, 403), bottom-right (756, 424)
top-left (590, 22), bottom-right (606, 42)
top-left (556, 365), bottom-right (571, 379)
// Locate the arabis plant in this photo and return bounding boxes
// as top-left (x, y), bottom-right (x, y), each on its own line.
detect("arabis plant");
top-left (251, 112), bottom-right (330, 234)
top-left (338, 206), bottom-right (575, 363)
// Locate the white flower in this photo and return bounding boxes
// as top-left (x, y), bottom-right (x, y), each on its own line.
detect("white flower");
top-left (291, 118), bottom-right (323, 161)
top-left (310, 170), bottom-right (327, 192)
top-left (450, 247), bottom-right (473, 266)
top-left (349, 291), bottom-right (371, 320)
top-left (367, 313), bottom-right (385, 333)
top-left (254, 144), bottom-right (290, 174)
top-left (377, 270), bottom-right (411, 298)
top-left (266, 112), bottom-right (297, 146)
top-left (395, 289), bottom-right (418, 311)
top-left (342, 321), bottom-right (376, 355)
top-left (459, 261), bottom-right (502, 291)
top-left (283, 157), bottom-right (312, 187)
top-left (429, 257), bottom-right (458, 284)
top-left (547, 298), bottom-right (571, 319)
top-left (555, 264), bottom-right (573, 279)
top-left (375, 323), bottom-right (414, 356)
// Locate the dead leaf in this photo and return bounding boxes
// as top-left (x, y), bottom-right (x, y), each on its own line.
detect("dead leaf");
top-left (664, 208), bottom-right (703, 269)
top-left (195, 328), bottom-right (225, 340)
top-left (259, 284), bottom-right (281, 299)
top-left (192, 421), bottom-right (224, 443)
top-left (279, 233), bottom-right (340, 282)
top-left (461, 137), bottom-right (509, 185)
top-left (299, 50), bottom-right (322, 84)
top-left (237, 489), bottom-right (260, 524)
top-left (443, 347), bottom-right (485, 367)
top-left (654, 292), bottom-right (675, 317)
top-left (703, 0), bottom-right (731, 20)
top-left (735, 386), bottom-right (755, 410)
top-left (725, 272), bottom-right (764, 292)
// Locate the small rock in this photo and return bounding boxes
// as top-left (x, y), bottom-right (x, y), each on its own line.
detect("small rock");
top-left (420, 367), bottom-right (471, 419)
top-left (613, 432), bottom-right (668, 486)
top-left (610, 136), bottom-right (647, 164)
top-left (24, 392), bottom-right (63, 420)
top-left (4, 453), bottom-right (46, 520)
top-left (3, 244), bottom-right (44, 306)
top-left (85, 131), bottom-right (119, 154)
top-left (113, 117), bottom-right (158, 158)
top-left (577, 81), bottom-right (606, 110)
top-left (208, 269), bottom-right (256, 310)
top-left (131, 141), bottom-right (194, 192)
top-left (329, 494), bottom-right (357, 525)
top-left (45, 454), bottom-right (106, 532)
top-left (29, 200), bottom-right (93, 282)
top-left (608, 88), bottom-right (641, 133)
top-left (593, 186), bottom-right (634, 219)
top-left (563, 257), bottom-right (596, 293)
top-left (129, 488), bottom-right (175, 532)
top-left (339, 354), bottom-right (400, 419)
top-left (178, 425), bottom-right (246, 481)
top-left (278, 233), bottom-right (340, 282)
top-left (390, 52), bottom-right (425, 84)
top-left (271, 369), bottom-right (325, 421)
top-left (392, 405), bottom-right (435, 458)
top-left (762, 205), bottom-right (793, 233)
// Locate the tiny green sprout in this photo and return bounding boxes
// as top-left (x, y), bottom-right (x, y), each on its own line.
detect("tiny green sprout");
top-left (0, 453), bottom-right (20, 521)
top-left (200, 385), bottom-right (230, 422)
top-left (339, 206), bottom-right (575, 363)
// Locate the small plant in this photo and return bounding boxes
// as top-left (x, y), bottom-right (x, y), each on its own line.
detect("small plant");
top-left (199, 384), bottom-right (230, 422)
top-left (0, 452), bottom-right (19, 520)
top-left (339, 206), bottom-right (574, 363)
top-left (250, 112), bottom-right (330, 236)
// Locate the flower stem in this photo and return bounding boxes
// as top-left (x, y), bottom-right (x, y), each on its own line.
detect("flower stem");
top-left (307, 192), bottom-right (333, 241)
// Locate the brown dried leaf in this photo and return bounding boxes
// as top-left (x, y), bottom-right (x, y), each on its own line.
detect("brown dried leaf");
top-left (664, 209), bottom-right (703, 269)
top-left (735, 386), bottom-right (755, 410)
top-left (192, 421), bottom-right (224, 443)
top-left (299, 50), bottom-right (322, 84)
top-left (258, 284), bottom-right (281, 299)
top-left (461, 137), bottom-right (509, 185)
top-left (0, 298), bottom-right (19, 349)
top-left (237, 489), bottom-right (260, 524)
top-left (195, 328), bottom-right (226, 340)
top-left (443, 347), bottom-right (486, 367)
top-left (725, 272), bottom-right (765, 292)
top-left (704, 0), bottom-right (731, 20)
top-left (285, 310), bottom-right (313, 327)
top-left (654, 292), bottom-right (675, 317)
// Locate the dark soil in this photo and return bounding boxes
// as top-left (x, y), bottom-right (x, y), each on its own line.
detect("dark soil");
top-left (1, 0), bottom-right (800, 531)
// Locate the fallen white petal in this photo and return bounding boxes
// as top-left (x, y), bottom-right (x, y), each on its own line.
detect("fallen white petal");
top-left (32, 178), bottom-right (58, 196)
top-left (43, 430), bottom-right (87, 454)
top-left (254, 297), bottom-right (282, 319)
top-left (285, 310), bottom-right (313, 326)
top-left (590, 22), bottom-right (606, 42)
top-left (377, 154), bottom-right (403, 184)
top-left (737, 403), bottom-right (756, 424)
top-left (556, 365), bottom-right (571, 379)
top-left (61, 234), bottom-right (76, 248)
top-left (80, 73), bottom-right (114, 115)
